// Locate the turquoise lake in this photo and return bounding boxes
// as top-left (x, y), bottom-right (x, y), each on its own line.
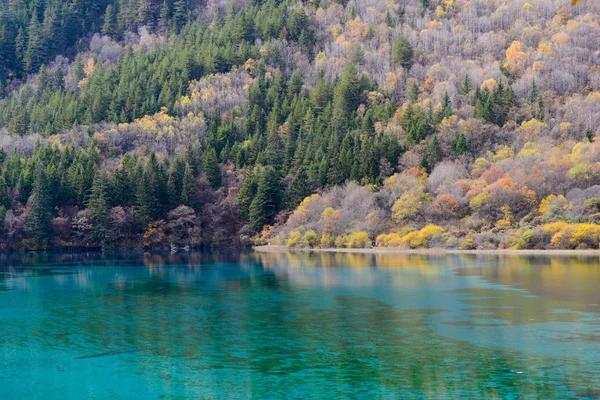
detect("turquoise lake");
top-left (1, 251), bottom-right (600, 399)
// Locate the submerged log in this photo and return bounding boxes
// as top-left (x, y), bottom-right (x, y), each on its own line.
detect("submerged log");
top-left (77, 347), bottom-right (139, 359)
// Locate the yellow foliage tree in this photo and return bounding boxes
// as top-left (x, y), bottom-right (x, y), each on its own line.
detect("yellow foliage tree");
top-left (347, 231), bottom-right (371, 248)
top-left (392, 192), bottom-right (423, 225)
top-left (505, 41), bottom-right (528, 75)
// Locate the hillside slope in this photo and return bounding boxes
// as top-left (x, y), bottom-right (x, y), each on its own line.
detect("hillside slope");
top-left (1, 0), bottom-right (600, 251)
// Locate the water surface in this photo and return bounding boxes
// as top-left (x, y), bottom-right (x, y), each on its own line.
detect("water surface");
top-left (1, 251), bottom-right (599, 399)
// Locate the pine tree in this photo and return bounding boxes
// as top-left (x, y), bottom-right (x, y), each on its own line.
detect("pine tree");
top-left (180, 163), bottom-right (197, 209)
top-left (393, 35), bottom-right (414, 70)
top-left (537, 95), bottom-right (544, 121)
top-left (238, 170), bottom-right (257, 221)
top-left (102, 5), bottom-right (118, 37)
top-left (88, 171), bottom-right (111, 246)
top-left (135, 155), bottom-right (160, 225)
top-left (249, 167), bottom-right (281, 231)
top-left (452, 133), bottom-right (468, 155)
top-left (167, 158), bottom-right (185, 207)
top-left (385, 11), bottom-right (394, 27)
top-left (409, 82), bottom-right (419, 103)
top-left (460, 74), bottom-right (472, 95)
top-left (420, 136), bottom-right (442, 172)
top-left (203, 147), bottom-right (221, 189)
top-left (442, 91), bottom-right (453, 118)
top-left (158, 1), bottom-right (170, 33)
top-left (288, 165), bottom-right (311, 208)
top-left (331, 64), bottom-right (360, 134)
top-left (26, 163), bottom-right (52, 248)
top-left (14, 27), bottom-right (27, 77)
top-left (173, 0), bottom-right (188, 31)
top-left (25, 14), bottom-right (46, 74)
top-left (585, 127), bottom-right (594, 142)
top-left (52, 65), bottom-right (64, 91)
top-left (43, 5), bottom-right (64, 56)
top-left (529, 79), bottom-right (539, 104)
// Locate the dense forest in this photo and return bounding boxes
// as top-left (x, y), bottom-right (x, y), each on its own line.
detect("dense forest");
top-left (1, 0), bottom-right (600, 251)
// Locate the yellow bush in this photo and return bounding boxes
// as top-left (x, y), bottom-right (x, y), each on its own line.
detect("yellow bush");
top-left (492, 145), bottom-right (514, 161)
top-left (287, 231), bottom-right (302, 247)
top-left (459, 237), bottom-right (476, 250)
top-left (509, 230), bottom-right (533, 250)
top-left (347, 231), bottom-right (371, 248)
top-left (538, 194), bottom-right (556, 214)
top-left (302, 230), bottom-right (319, 248)
top-left (551, 230), bottom-right (571, 249)
top-left (472, 158), bottom-right (491, 176)
top-left (387, 233), bottom-right (406, 248)
top-left (542, 221), bottom-right (569, 235)
top-left (334, 235), bottom-right (348, 248)
top-left (402, 231), bottom-right (424, 248)
top-left (419, 225), bottom-right (445, 238)
top-left (496, 205), bottom-right (513, 228)
top-left (320, 234), bottom-right (335, 248)
top-left (399, 225), bottom-right (445, 249)
top-left (570, 224), bottom-right (600, 248)
top-left (543, 223), bottom-right (600, 249)
top-left (376, 233), bottom-right (388, 246)
top-left (469, 192), bottom-right (489, 209)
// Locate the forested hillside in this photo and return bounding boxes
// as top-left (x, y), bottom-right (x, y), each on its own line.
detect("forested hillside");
top-left (1, 0), bottom-right (600, 251)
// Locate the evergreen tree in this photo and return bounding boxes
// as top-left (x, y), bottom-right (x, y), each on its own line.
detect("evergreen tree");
top-left (288, 165), bottom-right (311, 208)
top-left (249, 166), bottom-right (281, 231)
top-left (158, 1), bottom-right (170, 33)
top-left (537, 95), bottom-right (544, 121)
top-left (14, 27), bottom-right (27, 77)
top-left (420, 136), bottom-right (442, 172)
top-left (393, 35), bottom-right (414, 70)
top-left (529, 79), bottom-right (539, 104)
top-left (452, 133), bottom-right (468, 155)
top-left (585, 127), bottom-right (594, 142)
top-left (442, 91), bottom-right (453, 118)
top-left (167, 157), bottom-right (185, 207)
top-left (173, 0), bottom-right (188, 31)
top-left (203, 147), bottom-right (222, 189)
top-left (409, 82), bottom-right (419, 103)
top-left (460, 74), bottom-right (472, 95)
top-left (102, 5), bottom-right (118, 37)
top-left (385, 11), bottom-right (394, 27)
top-left (180, 163), bottom-right (198, 209)
top-left (331, 64), bottom-right (360, 134)
top-left (135, 155), bottom-right (160, 226)
top-left (87, 170), bottom-right (111, 246)
top-left (238, 170), bottom-right (257, 221)
top-left (26, 163), bottom-right (52, 248)
top-left (25, 14), bottom-right (46, 74)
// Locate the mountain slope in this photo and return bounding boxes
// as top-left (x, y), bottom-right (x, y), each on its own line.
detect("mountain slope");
top-left (1, 0), bottom-right (600, 251)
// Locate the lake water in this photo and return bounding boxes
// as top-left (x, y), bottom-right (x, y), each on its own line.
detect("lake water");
top-left (1, 251), bottom-right (599, 399)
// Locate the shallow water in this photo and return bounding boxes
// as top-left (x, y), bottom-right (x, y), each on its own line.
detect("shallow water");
top-left (1, 251), bottom-right (599, 399)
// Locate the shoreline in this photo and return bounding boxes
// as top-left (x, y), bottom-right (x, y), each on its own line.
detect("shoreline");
top-left (253, 245), bottom-right (600, 256)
